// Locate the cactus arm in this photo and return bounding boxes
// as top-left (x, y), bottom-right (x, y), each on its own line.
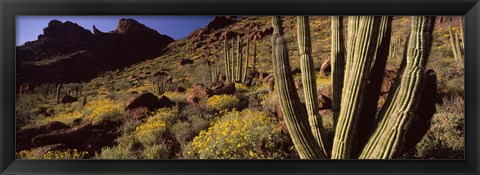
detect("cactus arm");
top-left (359, 16), bottom-right (436, 159)
top-left (231, 39), bottom-right (235, 82)
top-left (271, 16), bottom-right (326, 159)
top-left (448, 26), bottom-right (460, 64)
top-left (224, 38), bottom-right (231, 83)
top-left (331, 16), bottom-right (381, 159)
top-left (297, 16), bottom-right (331, 158)
top-left (56, 84), bottom-right (62, 103)
top-left (353, 16), bottom-right (393, 156)
top-left (253, 41), bottom-right (257, 74)
top-left (330, 16), bottom-right (346, 128)
top-left (242, 40), bottom-right (249, 83)
top-left (459, 17), bottom-right (464, 48)
top-left (236, 35), bottom-right (242, 81)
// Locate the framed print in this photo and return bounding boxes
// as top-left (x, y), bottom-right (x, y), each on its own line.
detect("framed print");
top-left (1, 0), bottom-right (479, 174)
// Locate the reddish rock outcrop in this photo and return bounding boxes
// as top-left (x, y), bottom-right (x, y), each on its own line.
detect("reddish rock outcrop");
top-left (185, 84), bottom-right (214, 105)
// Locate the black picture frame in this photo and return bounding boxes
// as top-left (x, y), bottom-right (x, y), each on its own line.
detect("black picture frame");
top-left (1, 0), bottom-right (479, 174)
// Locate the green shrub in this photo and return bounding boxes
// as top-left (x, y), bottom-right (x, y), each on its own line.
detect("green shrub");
top-left (17, 149), bottom-right (88, 159)
top-left (95, 135), bottom-right (137, 159)
top-left (170, 121), bottom-right (193, 145)
top-left (142, 143), bottom-right (170, 159)
top-left (414, 95), bottom-right (464, 159)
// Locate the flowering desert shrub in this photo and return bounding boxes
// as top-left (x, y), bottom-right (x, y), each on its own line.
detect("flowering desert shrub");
top-left (189, 109), bottom-right (296, 159)
top-left (17, 149), bottom-right (88, 159)
top-left (134, 108), bottom-right (178, 146)
top-left (206, 94), bottom-right (240, 111)
top-left (85, 99), bottom-right (123, 124)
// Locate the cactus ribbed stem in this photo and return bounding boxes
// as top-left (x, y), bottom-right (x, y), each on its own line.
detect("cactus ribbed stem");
top-left (272, 16), bottom-right (326, 159)
top-left (330, 16), bottom-right (345, 128)
top-left (236, 35), bottom-right (242, 82)
top-left (242, 40), bottom-right (249, 83)
top-left (459, 17), bottom-right (464, 48)
top-left (231, 39), bottom-right (235, 82)
top-left (448, 24), bottom-right (464, 68)
top-left (253, 41), bottom-right (257, 74)
top-left (354, 16), bottom-right (392, 156)
top-left (359, 16), bottom-right (436, 159)
top-left (297, 16), bottom-right (330, 158)
top-left (224, 38), bottom-right (231, 83)
top-left (331, 16), bottom-right (381, 159)
top-left (56, 84), bottom-right (62, 103)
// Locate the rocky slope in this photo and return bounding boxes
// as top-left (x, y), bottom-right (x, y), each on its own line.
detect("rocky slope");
top-left (16, 18), bottom-right (174, 86)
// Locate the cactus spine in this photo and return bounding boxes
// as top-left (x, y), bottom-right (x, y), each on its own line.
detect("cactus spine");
top-left (297, 16), bottom-right (331, 157)
top-left (271, 16), bottom-right (327, 159)
top-left (330, 16), bottom-right (345, 128)
top-left (359, 16), bottom-right (436, 159)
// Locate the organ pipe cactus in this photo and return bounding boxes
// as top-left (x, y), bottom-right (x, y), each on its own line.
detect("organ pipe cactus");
top-left (448, 24), bottom-right (464, 68)
top-left (330, 16), bottom-right (345, 128)
top-left (359, 16), bottom-right (436, 159)
top-left (271, 16), bottom-right (327, 159)
top-left (253, 41), bottom-right (257, 74)
top-left (224, 38), bottom-right (231, 83)
top-left (272, 16), bottom-right (436, 159)
top-left (297, 16), bottom-right (330, 157)
top-left (331, 16), bottom-right (382, 159)
top-left (231, 39), bottom-right (235, 82)
top-left (236, 35), bottom-right (242, 82)
top-left (242, 40), bottom-right (249, 84)
top-left (56, 84), bottom-right (62, 103)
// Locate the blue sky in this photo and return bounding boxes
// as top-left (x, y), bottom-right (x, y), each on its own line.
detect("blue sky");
top-left (16, 16), bottom-right (214, 46)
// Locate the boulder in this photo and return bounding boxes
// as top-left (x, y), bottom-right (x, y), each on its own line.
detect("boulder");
top-left (60, 95), bottom-right (77, 104)
top-left (211, 82), bottom-right (236, 95)
top-left (31, 120), bottom-right (121, 154)
top-left (175, 87), bottom-right (186, 93)
top-left (16, 121), bottom-right (69, 151)
top-left (185, 84), bottom-right (213, 105)
top-left (125, 93), bottom-right (175, 111)
top-left (318, 94), bottom-right (332, 110)
top-left (179, 59), bottom-right (194, 67)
